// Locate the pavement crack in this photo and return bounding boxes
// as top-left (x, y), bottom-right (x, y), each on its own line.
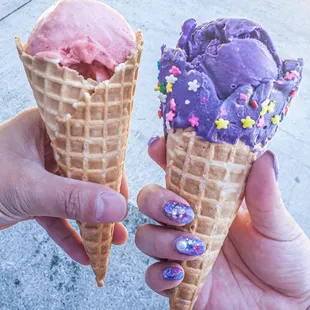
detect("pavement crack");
top-left (0, 1), bottom-right (32, 23)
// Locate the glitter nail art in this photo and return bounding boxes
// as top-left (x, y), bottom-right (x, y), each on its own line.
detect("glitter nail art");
top-left (162, 267), bottom-right (184, 281)
top-left (163, 200), bottom-right (195, 224)
top-left (175, 237), bottom-right (206, 256)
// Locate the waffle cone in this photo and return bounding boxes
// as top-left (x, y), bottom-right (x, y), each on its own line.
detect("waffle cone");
top-left (166, 128), bottom-right (257, 310)
top-left (16, 31), bottom-right (143, 287)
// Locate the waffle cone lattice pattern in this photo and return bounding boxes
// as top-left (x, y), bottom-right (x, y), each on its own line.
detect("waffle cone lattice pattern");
top-left (16, 31), bottom-right (143, 286)
top-left (166, 129), bottom-right (256, 310)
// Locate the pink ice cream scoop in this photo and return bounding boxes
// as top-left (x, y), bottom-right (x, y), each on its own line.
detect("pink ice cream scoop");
top-left (26, 0), bottom-right (137, 82)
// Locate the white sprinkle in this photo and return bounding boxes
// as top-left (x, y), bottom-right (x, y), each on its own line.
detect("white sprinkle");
top-left (165, 74), bottom-right (178, 84)
top-left (54, 154), bottom-right (60, 161)
top-left (75, 122), bottom-right (81, 128)
top-left (55, 131), bottom-right (59, 137)
top-left (185, 100), bottom-right (190, 105)
top-left (65, 114), bottom-right (71, 120)
top-left (115, 63), bottom-right (126, 73)
top-left (104, 80), bottom-right (110, 86)
top-left (158, 93), bottom-right (167, 103)
top-left (73, 102), bottom-right (79, 109)
top-left (188, 80), bottom-right (200, 92)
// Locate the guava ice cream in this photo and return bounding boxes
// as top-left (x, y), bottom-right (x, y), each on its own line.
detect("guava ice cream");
top-left (26, 0), bottom-right (136, 82)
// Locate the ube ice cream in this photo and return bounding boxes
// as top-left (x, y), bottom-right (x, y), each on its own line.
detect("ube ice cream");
top-left (26, 0), bottom-right (136, 82)
top-left (157, 18), bottom-right (303, 149)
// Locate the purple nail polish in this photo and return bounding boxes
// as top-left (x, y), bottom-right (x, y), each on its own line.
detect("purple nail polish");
top-left (164, 200), bottom-right (195, 224)
top-left (267, 150), bottom-right (279, 181)
top-left (163, 267), bottom-right (184, 280)
top-left (148, 135), bottom-right (160, 147)
top-left (175, 237), bottom-right (206, 256)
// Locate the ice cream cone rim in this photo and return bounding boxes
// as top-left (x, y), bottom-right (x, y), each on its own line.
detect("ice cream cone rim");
top-left (15, 29), bottom-right (143, 90)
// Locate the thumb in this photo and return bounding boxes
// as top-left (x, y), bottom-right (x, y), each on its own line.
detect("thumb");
top-left (245, 151), bottom-right (301, 241)
top-left (27, 170), bottom-right (128, 223)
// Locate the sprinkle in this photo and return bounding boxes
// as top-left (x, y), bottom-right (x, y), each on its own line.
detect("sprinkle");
top-left (284, 71), bottom-right (298, 81)
top-left (158, 109), bottom-right (162, 118)
top-left (188, 80), bottom-right (200, 92)
top-left (257, 117), bottom-right (264, 128)
top-left (240, 93), bottom-right (248, 101)
top-left (75, 122), bottom-right (81, 128)
top-left (55, 154), bottom-right (60, 161)
top-left (73, 102), bottom-right (79, 109)
top-left (157, 61), bottom-right (161, 70)
top-left (170, 99), bottom-right (176, 111)
top-left (55, 131), bottom-right (59, 137)
top-left (202, 97), bottom-right (207, 104)
top-left (271, 115), bottom-right (281, 125)
top-left (215, 118), bottom-right (229, 130)
top-left (185, 100), bottom-right (190, 105)
top-left (160, 83), bottom-right (166, 94)
top-left (276, 80), bottom-right (284, 85)
top-left (158, 93), bottom-right (167, 103)
top-left (284, 106), bottom-right (289, 116)
top-left (165, 74), bottom-right (178, 84)
top-left (154, 86), bottom-right (160, 91)
top-left (289, 89), bottom-right (298, 98)
top-left (219, 109), bottom-right (227, 116)
top-left (281, 114), bottom-right (285, 122)
top-left (267, 101), bottom-right (276, 113)
top-left (251, 100), bottom-right (259, 109)
top-left (65, 114), bottom-right (72, 120)
top-left (188, 114), bottom-right (199, 127)
top-left (166, 110), bottom-right (176, 122)
top-left (166, 83), bottom-right (173, 93)
top-left (241, 116), bottom-right (255, 129)
top-left (115, 63), bottom-right (126, 72)
top-left (169, 66), bottom-right (181, 76)
top-left (260, 106), bottom-right (268, 116)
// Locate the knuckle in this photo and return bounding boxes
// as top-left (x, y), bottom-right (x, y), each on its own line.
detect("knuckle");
top-left (60, 186), bottom-right (84, 220)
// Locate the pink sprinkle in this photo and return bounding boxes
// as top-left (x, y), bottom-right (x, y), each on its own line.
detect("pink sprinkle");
top-left (170, 98), bottom-right (176, 111)
top-left (219, 109), bottom-right (227, 116)
top-left (289, 89), bottom-right (298, 98)
top-left (239, 93), bottom-right (248, 101)
top-left (276, 80), bottom-right (284, 85)
top-left (284, 107), bottom-right (289, 116)
top-left (202, 97), bottom-right (207, 104)
top-left (257, 117), bottom-right (264, 128)
top-left (284, 72), bottom-right (297, 81)
top-left (169, 66), bottom-right (181, 76)
top-left (188, 114), bottom-right (199, 127)
top-left (166, 110), bottom-right (176, 122)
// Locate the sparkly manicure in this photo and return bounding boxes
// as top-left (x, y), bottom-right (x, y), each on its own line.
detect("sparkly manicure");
top-left (175, 236), bottom-right (206, 256)
top-left (164, 200), bottom-right (195, 224)
top-left (148, 135), bottom-right (160, 147)
top-left (163, 267), bottom-right (184, 281)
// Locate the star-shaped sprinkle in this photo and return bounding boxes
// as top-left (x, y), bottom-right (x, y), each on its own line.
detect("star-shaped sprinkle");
top-left (219, 109), bottom-right (227, 116)
top-left (185, 100), bottom-right (190, 105)
top-left (169, 66), bottom-right (181, 76)
top-left (160, 83), bottom-right (166, 94)
top-left (170, 99), bottom-right (176, 111)
top-left (271, 115), bottom-right (281, 125)
top-left (215, 118), bottom-right (229, 129)
top-left (267, 101), bottom-right (276, 113)
top-left (165, 74), bottom-right (178, 84)
top-left (166, 83), bottom-right (173, 93)
top-left (188, 114), bottom-right (199, 127)
top-left (158, 93), bottom-right (167, 103)
top-left (241, 116), bottom-right (255, 129)
top-left (166, 111), bottom-right (176, 122)
top-left (260, 106), bottom-right (268, 116)
top-left (188, 80), bottom-right (200, 92)
top-left (257, 117), bottom-right (264, 128)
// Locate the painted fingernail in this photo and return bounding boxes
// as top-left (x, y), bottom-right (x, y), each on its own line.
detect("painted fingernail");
top-left (163, 267), bottom-right (184, 281)
top-left (175, 237), bottom-right (206, 256)
top-left (164, 200), bottom-right (195, 224)
top-left (148, 135), bottom-right (160, 147)
top-left (266, 150), bottom-right (280, 181)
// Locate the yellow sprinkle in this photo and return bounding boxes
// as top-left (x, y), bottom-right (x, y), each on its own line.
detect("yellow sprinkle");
top-left (271, 115), bottom-right (281, 125)
top-left (166, 83), bottom-right (173, 93)
top-left (215, 118), bottom-right (229, 130)
top-left (260, 106), bottom-right (268, 116)
top-left (267, 101), bottom-right (276, 113)
top-left (154, 86), bottom-right (160, 91)
top-left (241, 116), bottom-right (255, 129)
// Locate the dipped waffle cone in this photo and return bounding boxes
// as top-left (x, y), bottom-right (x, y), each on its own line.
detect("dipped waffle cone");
top-left (166, 128), bottom-right (257, 310)
top-left (16, 31), bottom-right (143, 287)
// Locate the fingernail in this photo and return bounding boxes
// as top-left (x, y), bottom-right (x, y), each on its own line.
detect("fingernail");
top-left (96, 192), bottom-right (127, 222)
top-left (175, 237), bottom-right (206, 256)
top-left (163, 267), bottom-right (184, 281)
top-left (148, 135), bottom-right (160, 147)
top-left (266, 150), bottom-right (280, 181)
top-left (163, 200), bottom-right (195, 224)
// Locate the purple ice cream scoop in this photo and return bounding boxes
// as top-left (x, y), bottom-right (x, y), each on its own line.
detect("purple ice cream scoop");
top-left (157, 18), bottom-right (303, 149)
